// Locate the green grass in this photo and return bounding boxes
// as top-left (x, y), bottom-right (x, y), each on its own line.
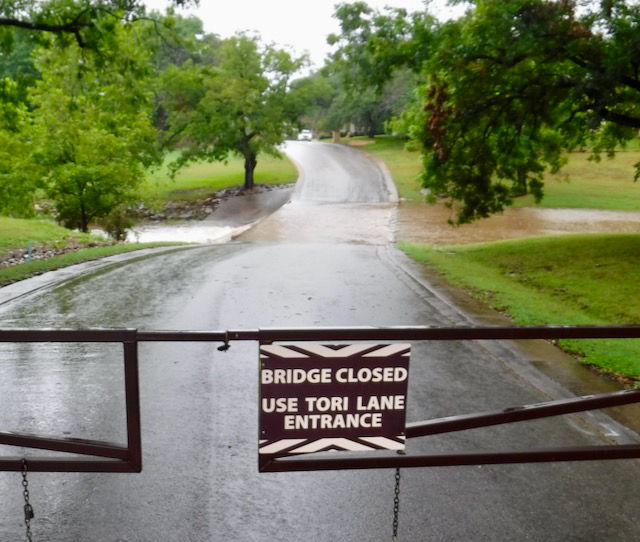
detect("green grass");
top-left (350, 135), bottom-right (640, 210)
top-left (514, 150), bottom-right (640, 211)
top-left (399, 234), bottom-right (640, 381)
top-left (0, 216), bottom-right (99, 254)
top-left (0, 216), bottom-right (181, 286)
top-left (141, 151), bottom-right (298, 204)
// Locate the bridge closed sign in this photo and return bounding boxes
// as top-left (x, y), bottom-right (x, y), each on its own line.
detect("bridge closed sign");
top-left (258, 343), bottom-right (410, 457)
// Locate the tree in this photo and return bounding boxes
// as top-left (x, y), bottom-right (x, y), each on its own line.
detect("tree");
top-left (162, 33), bottom-right (306, 190)
top-left (330, 0), bottom-right (640, 222)
top-left (0, 0), bottom-right (197, 51)
top-left (0, 76), bottom-right (39, 216)
top-left (417, 0), bottom-right (640, 222)
top-left (28, 25), bottom-right (159, 232)
top-left (0, 27), bottom-right (39, 101)
top-left (325, 2), bottom-right (428, 137)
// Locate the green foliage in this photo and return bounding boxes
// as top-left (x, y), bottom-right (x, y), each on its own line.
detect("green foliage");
top-left (324, 2), bottom-right (426, 137)
top-left (0, 28), bottom-right (39, 100)
top-left (0, 76), bottom-right (40, 216)
top-left (0, 1), bottom-right (199, 53)
top-left (161, 33), bottom-right (306, 190)
top-left (27, 25), bottom-right (160, 232)
top-left (420, 1), bottom-right (640, 221)
top-left (400, 234), bottom-right (640, 380)
top-left (331, 0), bottom-right (640, 222)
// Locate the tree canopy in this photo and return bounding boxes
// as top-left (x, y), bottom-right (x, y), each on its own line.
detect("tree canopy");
top-left (0, 0), bottom-right (197, 50)
top-left (330, 0), bottom-right (640, 222)
top-left (28, 24), bottom-right (160, 232)
top-left (162, 33), bottom-right (307, 190)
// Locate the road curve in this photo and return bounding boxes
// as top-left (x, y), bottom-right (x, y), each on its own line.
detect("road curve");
top-left (240, 142), bottom-right (397, 244)
top-left (284, 141), bottom-right (396, 203)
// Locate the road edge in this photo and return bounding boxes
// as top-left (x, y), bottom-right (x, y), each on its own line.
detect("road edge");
top-left (379, 244), bottom-right (640, 442)
top-left (0, 245), bottom-right (198, 308)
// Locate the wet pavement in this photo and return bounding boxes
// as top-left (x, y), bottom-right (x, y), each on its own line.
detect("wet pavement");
top-left (0, 141), bottom-right (638, 541)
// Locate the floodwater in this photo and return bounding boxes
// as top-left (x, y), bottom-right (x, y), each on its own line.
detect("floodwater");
top-left (239, 201), bottom-right (395, 244)
top-left (127, 203), bottom-right (640, 246)
top-left (127, 222), bottom-right (237, 243)
top-left (394, 202), bottom-right (640, 245)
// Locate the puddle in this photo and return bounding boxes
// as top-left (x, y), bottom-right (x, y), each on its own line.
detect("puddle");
top-left (394, 202), bottom-right (640, 245)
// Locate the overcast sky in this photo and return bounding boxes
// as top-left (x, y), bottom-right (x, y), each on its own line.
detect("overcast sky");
top-left (143, 1), bottom-right (466, 70)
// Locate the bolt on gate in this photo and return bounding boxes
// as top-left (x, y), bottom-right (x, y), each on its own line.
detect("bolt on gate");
top-left (1, 325), bottom-right (639, 473)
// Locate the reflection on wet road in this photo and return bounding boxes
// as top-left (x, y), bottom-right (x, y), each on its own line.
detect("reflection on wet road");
top-left (0, 142), bottom-right (638, 541)
top-left (241, 141), bottom-right (396, 244)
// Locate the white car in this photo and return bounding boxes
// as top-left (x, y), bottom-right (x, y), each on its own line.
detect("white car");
top-left (297, 129), bottom-right (313, 141)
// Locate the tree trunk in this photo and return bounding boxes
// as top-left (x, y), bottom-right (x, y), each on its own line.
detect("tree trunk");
top-left (80, 202), bottom-right (89, 233)
top-left (243, 149), bottom-right (257, 191)
top-left (332, 130), bottom-right (341, 143)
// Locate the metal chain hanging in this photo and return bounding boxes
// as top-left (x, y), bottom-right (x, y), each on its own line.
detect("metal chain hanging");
top-left (392, 467), bottom-right (401, 541)
top-left (21, 459), bottom-right (35, 542)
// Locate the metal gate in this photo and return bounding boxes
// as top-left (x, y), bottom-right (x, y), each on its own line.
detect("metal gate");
top-left (1, 325), bottom-right (639, 473)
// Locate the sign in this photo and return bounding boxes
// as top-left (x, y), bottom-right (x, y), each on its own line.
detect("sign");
top-left (259, 343), bottom-right (410, 456)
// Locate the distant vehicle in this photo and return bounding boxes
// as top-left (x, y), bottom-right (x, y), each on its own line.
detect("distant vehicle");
top-left (297, 129), bottom-right (313, 141)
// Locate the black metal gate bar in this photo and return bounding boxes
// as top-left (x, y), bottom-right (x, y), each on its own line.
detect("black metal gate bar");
top-left (405, 389), bottom-right (640, 438)
top-left (262, 444), bottom-right (640, 472)
top-left (135, 324), bottom-right (640, 343)
top-left (0, 458), bottom-right (142, 473)
top-left (0, 432), bottom-right (128, 459)
top-left (0, 328), bottom-right (141, 473)
top-left (1, 325), bottom-right (639, 473)
top-left (0, 328), bottom-right (137, 342)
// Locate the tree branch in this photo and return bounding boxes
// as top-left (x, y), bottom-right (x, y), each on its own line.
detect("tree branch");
top-left (598, 107), bottom-right (640, 129)
top-left (0, 17), bottom-right (89, 34)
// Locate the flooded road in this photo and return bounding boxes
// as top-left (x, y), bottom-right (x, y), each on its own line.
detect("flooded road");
top-left (0, 142), bottom-right (638, 541)
top-left (395, 202), bottom-right (640, 245)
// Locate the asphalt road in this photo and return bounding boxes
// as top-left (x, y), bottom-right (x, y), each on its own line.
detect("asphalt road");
top-left (0, 142), bottom-right (638, 541)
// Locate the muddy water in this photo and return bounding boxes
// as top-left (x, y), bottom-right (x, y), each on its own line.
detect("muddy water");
top-left (394, 202), bottom-right (640, 245)
top-left (127, 201), bottom-right (640, 246)
top-left (239, 201), bottom-right (395, 244)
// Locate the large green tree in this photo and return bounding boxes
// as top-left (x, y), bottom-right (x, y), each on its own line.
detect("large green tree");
top-left (331, 0), bottom-right (640, 222)
top-left (326, 2), bottom-right (424, 137)
top-left (414, 0), bottom-right (640, 222)
top-left (28, 25), bottom-right (159, 232)
top-left (162, 33), bottom-right (306, 190)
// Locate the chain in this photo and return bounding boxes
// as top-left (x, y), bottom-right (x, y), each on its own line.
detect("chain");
top-left (21, 459), bottom-right (34, 542)
top-left (392, 467), bottom-right (401, 541)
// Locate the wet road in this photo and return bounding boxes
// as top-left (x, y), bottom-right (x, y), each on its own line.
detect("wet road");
top-left (0, 142), bottom-right (638, 541)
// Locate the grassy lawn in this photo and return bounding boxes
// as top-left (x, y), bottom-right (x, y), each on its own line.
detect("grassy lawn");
top-left (141, 151), bottom-right (298, 204)
top-left (351, 136), bottom-right (640, 210)
top-left (0, 216), bottom-right (99, 253)
top-left (399, 234), bottom-right (640, 382)
top-left (0, 216), bottom-right (180, 286)
top-left (514, 150), bottom-right (640, 211)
